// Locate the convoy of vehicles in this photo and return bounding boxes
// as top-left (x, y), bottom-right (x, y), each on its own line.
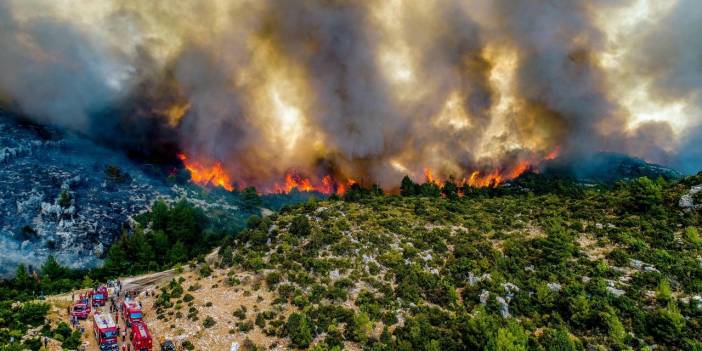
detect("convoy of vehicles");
top-left (69, 286), bottom-right (159, 350)
top-left (92, 312), bottom-right (119, 351)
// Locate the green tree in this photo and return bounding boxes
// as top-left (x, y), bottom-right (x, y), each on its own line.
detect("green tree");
top-left (81, 275), bottom-right (94, 289)
top-left (541, 328), bottom-right (582, 351)
top-left (40, 256), bottom-right (65, 280)
top-left (441, 179), bottom-right (459, 200)
top-left (14, 264), bottom-right (31, 290)
top-left (656, 279), bottom-right (672, 304)
top-left (627, 177), bottom-right (663, 212)
top-left (648, 302), bottom-right (685, 344)
top-left (601, 312), bottom-right (626, 345)
top-left (350, 311), bottom-right (372, 343)
top-left (400, 176), bottom-right (418, 196)
top-left (684, 226), bottom-right (702, 246)
top-left (242, 187), bottom-right (262, 208)
top-left (150, 199), bottom-right (169, 231)
top-left (168, 241), bottom-right (189, 265)
top-left (290, 215), bottom-right (311, 237)
top-left (491, 320), bottom-right (528, 351)
top-left (58, 190), bottom-right (71, 208)
top-left (286, 313), bottom-right (313, 349)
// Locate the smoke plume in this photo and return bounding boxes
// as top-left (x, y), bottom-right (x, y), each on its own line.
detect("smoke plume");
top-left (0, 0), bottom-right (700, 190)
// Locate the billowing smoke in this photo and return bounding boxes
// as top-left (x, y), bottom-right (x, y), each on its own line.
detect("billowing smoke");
top-left (0, 0), bottom-right (700, 190)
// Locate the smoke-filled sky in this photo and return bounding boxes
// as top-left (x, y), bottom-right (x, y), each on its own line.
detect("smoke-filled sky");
top-left (0, 0), bottom-right (701, 189)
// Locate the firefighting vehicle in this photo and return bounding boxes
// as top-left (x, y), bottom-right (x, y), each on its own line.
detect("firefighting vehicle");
top-left (130, 321), bottom-right (153, 351)
top-left (122, 300), bottom-right (144, 327)
top-left (92, 285), bottom-right (109, 306)
top-left (92, 312), bottom-right (119, 351)
top-left (71, 301), bottom-right (91, 319)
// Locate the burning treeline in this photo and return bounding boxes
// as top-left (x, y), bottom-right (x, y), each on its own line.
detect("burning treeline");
top-left (0, 0), bottom-right (701, 193)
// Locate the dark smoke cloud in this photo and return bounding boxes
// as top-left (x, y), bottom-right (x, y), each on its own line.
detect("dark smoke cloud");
top-left (0, 0), bottom-right (700, 188)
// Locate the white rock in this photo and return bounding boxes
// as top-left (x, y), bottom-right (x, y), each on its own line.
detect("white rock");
top-left (607, 286), bottom-right (625, 297)
top-left (496, 297), bottom-right (510, 318)
top-left (547, 282), bottom-right (562, 292)
top-left (479, 290), bottom-right (489, 304)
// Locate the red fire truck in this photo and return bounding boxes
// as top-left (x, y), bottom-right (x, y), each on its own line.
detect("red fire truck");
top-left (92, 285), bottom-right (109, 307)
top-left (129, 321), bottom-right (153, 351)
top-left (122, 300), bottom-right (144, 327)
top-left (71, 301), bottom-right (91, 319)
top-left (92, 312), bottom-right (119, 351)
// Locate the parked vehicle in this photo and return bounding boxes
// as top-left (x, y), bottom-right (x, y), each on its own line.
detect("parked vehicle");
top-left (160, 340), bottom-right (176, 351)
top-left (92, 312), bottom-right (119, 351)
top-left (122, 300), bottom-right (144, 327)
top-left (130, 321), bottom-right (153, 351)
top-left (71, 302), bottom-right (91, 319)
top-left (92, 285), bottom-right (109, 307)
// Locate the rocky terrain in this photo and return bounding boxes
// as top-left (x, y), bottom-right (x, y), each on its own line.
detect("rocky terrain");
top-left (0, 114), bottom-right (178, 275)
top-left (0, 113), bottom-right (328, 277)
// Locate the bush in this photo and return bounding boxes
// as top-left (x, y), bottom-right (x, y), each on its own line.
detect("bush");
top-left (286, 312), bottom-right (313, 349)
top-left (182, 340), bottom-right (195, 350)
top-left (265, 272), bottom-right (282, 289)
top-left (290, 215), bottom-right (311, 237)
top-left (203, 316), bottom-right (217, 328)
top-left (685, 227), bottom-right (702, 246)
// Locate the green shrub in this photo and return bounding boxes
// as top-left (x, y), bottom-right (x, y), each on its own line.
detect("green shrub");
top-left (203, 316), bottom-right (217, 328)
top-left (286, 312), bottom-right (313, 349)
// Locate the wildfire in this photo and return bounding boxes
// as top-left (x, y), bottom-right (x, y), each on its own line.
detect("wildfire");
top-left (544, 147), bottom-right (561, 161)
top-left (273, 171), bottom-right (353, 195)
top-left (424, 168), bottom-right (444, 186)
top-left (177, 152), bottom-right (536, 195)
top-left (177, 153), bottom-right (234, 191)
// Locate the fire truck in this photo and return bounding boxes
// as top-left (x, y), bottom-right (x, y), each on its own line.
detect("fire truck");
top-left (129, 321), bottom-right (153, 351)
top-left (92, 285), bottom-right (109, 307)
top-left (122, 300), bottom-right (144, 327)
top-left (92, 312), bottom-right (119, 351)
top-left (71, 301), bottom-right (91, 319)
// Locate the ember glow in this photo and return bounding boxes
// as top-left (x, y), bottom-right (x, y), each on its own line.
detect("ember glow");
top-left (1, 0), bottom-right (701, 187)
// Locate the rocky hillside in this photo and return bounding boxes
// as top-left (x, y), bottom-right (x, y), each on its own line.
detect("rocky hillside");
top-left (93, 176), bottom-right (702, 350)
top-left (0, 113), bottom-right (178, 275)
top-left (0, 113), bottom-right (305, 277)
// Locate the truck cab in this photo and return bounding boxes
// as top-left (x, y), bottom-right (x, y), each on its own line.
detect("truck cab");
top-left (71, 302), bottom-right (91, 319)
top-left (92, 285), bottom-right (109, 307)
top-left (122, 300), bottom-right (144, 327)
top-left (130, 321), bottom-right (153, 351)
top-left (92, 312), bottom-right (119, 351)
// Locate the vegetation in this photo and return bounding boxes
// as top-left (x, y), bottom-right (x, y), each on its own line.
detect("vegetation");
top-left (2, 171), bottom-right (702, 350)
top-left (215, 173), bottom-right (702, 350)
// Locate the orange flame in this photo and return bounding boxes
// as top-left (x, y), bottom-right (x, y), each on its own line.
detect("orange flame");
top-left (424, 168), bottom-right (444, 186)
top-left (271, 171), bottom-right (352, 195)
top-left (177, 153), bottom-right (234, 191)
top-left (544, 147), bottom-right (560, 161)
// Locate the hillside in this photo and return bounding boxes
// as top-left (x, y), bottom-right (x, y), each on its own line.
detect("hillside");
top-left (3, 174), bottom-right (702, 350)
top-left (39, 175), bottom-right (700, 351)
